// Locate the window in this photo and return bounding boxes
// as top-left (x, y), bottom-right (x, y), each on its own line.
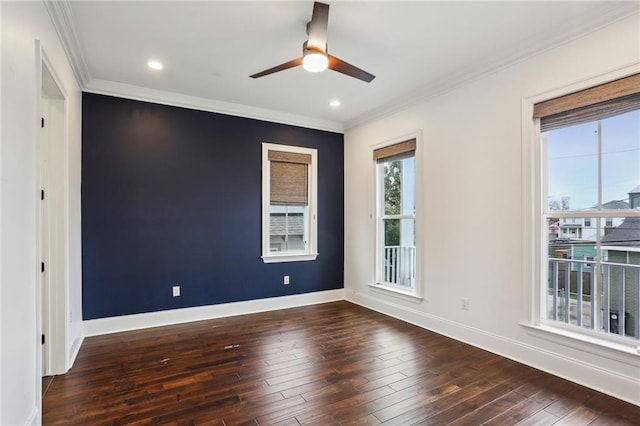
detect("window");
top-left (262, 143), bottom-right (317, 263)
top-left (534, 73), bottom-right (640, 342)
top-left (374, 139), bottom-right (419, 296)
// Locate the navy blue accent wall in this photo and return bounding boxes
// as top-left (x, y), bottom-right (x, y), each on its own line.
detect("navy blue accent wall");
top-left (82, 93), bottom-right (344, 320)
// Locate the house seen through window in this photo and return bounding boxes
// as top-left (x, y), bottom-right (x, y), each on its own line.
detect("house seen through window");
top-left (269, 205), bottom-right (306, 252)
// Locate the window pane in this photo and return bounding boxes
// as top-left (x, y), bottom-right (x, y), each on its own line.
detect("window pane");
top-left (384, 218), bottom-right (400, 247)
top-left (547, 215), bottom-right (640, 338)
top-left (269, 205), bottom-right (307, 253)
top-left (382, 218), bottom-right (416, 288)
top-left (602, 216), bottom-right (640, 338)
top-left (382, 156), bottom-right (415, 216)
top-left (601, 109), bottom-right (640, 209)
top-left (547, 221), bottom-right (596, 330)
top-left (383, 160), bottom-right (402, 215)
top-left (546, 122), bottom-right (598, 211)
top-left (401, 157), bottom-right (415, 215)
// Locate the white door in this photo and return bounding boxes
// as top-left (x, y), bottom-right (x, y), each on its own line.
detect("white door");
top-left (39, 61), bottom-right (66, 377)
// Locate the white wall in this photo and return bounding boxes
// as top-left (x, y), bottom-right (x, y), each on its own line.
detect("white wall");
top-left (1, 1), bottom-right (82, 424)
top-left (0, 2), bottom-right (3, 421)
top-left (344, 13), bottom-right (640, 405)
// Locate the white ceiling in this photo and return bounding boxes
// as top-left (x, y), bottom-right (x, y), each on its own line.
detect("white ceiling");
top-left (56, 1), bottom-right (639, 131)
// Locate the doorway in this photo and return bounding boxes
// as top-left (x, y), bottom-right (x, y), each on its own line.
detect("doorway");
top-left (39, 53), bottom-right (67, 380)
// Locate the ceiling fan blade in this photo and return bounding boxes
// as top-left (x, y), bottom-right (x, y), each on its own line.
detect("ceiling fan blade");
top-left (328, 55), bottom-right (375, 83)
top-left (307, 2), bottom-right (329, 52)
top-left (250, 57), bottom-right (303, 79)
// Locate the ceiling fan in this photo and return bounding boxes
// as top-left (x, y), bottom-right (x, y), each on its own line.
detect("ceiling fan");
top-left (250, 1), bottom-right (375, 83)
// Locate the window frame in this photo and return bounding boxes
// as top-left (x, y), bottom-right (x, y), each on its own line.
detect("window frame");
top-left (261, 143), bottom-right (318, 263)
top-left (522, 66), bottom-right (640, 356)
top-left (370, 133), bottom-right (423, 300)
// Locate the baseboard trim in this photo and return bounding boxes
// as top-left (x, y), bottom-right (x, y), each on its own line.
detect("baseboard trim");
top-left (67, 336), bottom-right (83, 371)
top-left (24, 406), bottom-right (38, 426)
top-left (83, 289), bottom-right (345, 337)
top-left (345, 289), bottom-right (640, 407)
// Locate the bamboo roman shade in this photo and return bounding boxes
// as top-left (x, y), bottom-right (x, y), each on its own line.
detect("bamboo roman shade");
top-left (268, 150), bottom-right (311, 205)
top-left (373, 139), bottom-right (416, 162)
top-left (534, 73), bottom-right (640, 132)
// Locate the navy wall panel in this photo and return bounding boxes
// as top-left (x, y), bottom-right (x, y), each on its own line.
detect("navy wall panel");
top-left (82, 93), bottom-right (344, 319)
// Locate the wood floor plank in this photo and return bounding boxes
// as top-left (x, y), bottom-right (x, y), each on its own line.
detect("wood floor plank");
top-left (552, 405), bottom-right (601, 426)
top-left (42, 301), bottom-right (640, 425)
top-left (296, 385), bottom-right (395, 424)
top-left (516, 409), bottom-right (561, 426)
top-left (484, 396), bottom-right (554, 425)
top-left (447, 389), bottom-right (529, 425)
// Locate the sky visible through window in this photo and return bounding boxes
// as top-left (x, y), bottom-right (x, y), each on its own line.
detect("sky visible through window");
top-left (546, 109), bottom-right (640, 211)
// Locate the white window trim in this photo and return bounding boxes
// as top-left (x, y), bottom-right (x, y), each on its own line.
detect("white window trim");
top-left (261, 143), bottom-right (318, 263)
top-left (521, 64), bottom-right (640, 354)
top-left (370, 131), bottom-right (424, 300)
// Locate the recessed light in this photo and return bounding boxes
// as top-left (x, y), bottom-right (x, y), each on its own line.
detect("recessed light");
top-left (147, 60), bottom-right (163, 70)
top-left (330, 99), bottom-right (341, 107)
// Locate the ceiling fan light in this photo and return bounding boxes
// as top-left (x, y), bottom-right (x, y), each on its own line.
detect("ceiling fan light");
top-left (302, 51), bottom-right (328, 73)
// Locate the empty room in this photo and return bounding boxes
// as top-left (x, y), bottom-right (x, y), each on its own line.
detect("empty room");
top-left (1, 1), bottom-right (640, 425)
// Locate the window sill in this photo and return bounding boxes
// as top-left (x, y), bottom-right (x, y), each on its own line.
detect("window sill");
top-left (520, 322), bottom-right (640, 366)
top-left (368, 283), bottom-right (423, 303)
top-left (262, 253), bottom-right (318, 264)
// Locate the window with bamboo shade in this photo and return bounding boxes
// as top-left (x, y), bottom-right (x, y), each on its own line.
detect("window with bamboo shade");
top-left (532, 72), bottom-right (640, 343)
top-left (262, 143), bottom-right (318, 263)
top-left (372, 137), bottom-right (421, 299)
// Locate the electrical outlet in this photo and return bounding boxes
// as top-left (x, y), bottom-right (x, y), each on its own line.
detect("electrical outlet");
top-left (284, 275), bottom-right (290, 285)
top-left (173, 285), bottom-right (181, 297)
top-left (461, 298), bottom-right (470, 311)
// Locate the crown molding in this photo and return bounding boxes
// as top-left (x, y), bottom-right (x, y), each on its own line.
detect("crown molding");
top-left (345, 3), bottom-right (640, 130)
top-left (84, 79), bottom-right (344, 133)
top-left (44, 0), bottom-right (342, 132)
top-left (46, 0), bottom-right (636, 135)
top-left (44, 0), bottom-right (91, 87)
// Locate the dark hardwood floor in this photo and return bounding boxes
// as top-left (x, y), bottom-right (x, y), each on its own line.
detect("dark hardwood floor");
top-left (43, 301), bottom-right (639, 425)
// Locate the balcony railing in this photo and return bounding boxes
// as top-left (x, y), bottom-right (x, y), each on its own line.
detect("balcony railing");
top-left (548, 258), bottom-right (640, 340)
top-left (383, 245), bottom-right (416, 288)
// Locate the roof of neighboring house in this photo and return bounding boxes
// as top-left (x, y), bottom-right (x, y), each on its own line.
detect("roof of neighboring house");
top-left (602, 200), bottom-right (630, 210)
top-left (270, 214), bottom-right (305, 236)
top-left (581, 199), bottom-right (629, 211)
top-left (601, 217), bottom-right (640, 247)
top-left (629, 185), bottom-right (640, 194)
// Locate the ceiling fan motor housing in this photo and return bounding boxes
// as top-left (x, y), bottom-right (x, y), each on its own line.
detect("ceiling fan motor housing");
top-left (302, 40), bottom-right (328, 56)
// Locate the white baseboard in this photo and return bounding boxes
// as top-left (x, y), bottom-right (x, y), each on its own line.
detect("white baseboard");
top-left (345, 289), bottom-right (640, 407)
top-left (67, 336), bottom-right (83, 371)
top-left (83, 289), bottom-right (345, 337)
top-left (24, 406), bottom-right (38, 426)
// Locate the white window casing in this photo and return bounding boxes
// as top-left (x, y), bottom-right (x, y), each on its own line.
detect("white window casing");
top-left (261, 143), bottom-right (318, 263)
top-left (521, 65), bottom-right (640, 357)
top-left (370, 132), bottom-right (424, 300)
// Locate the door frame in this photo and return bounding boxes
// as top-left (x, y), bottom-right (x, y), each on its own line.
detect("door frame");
top-left (36, 40), bottom-right (69, 391)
